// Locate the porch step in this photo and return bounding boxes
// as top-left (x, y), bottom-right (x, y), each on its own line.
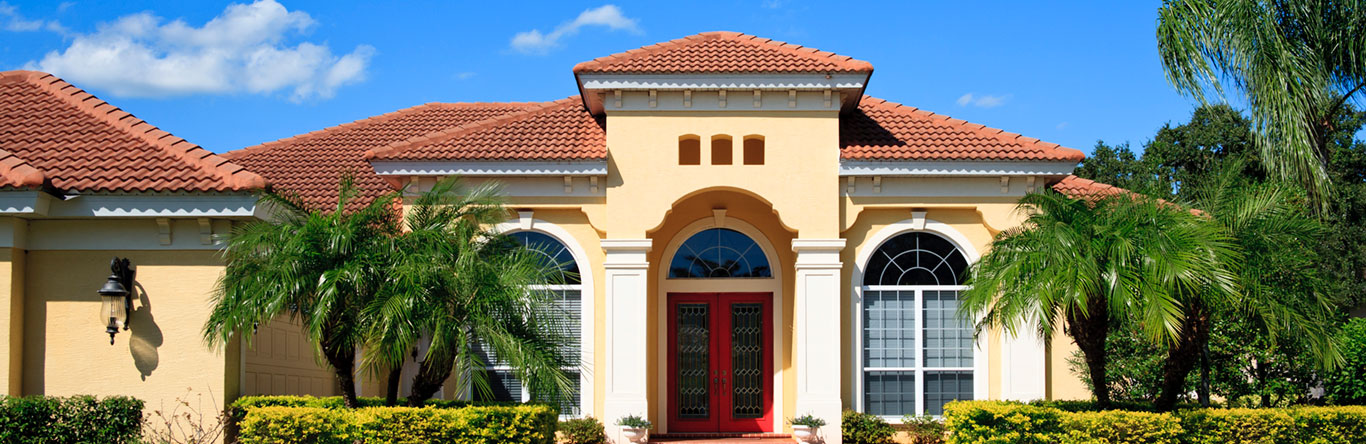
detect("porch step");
top-left (650, 433), bottom-right (793, 443)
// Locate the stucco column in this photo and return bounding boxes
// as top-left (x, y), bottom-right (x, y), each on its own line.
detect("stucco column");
top-left (792, 239), bottom-right (845, 444)
top-left (0, 218), bottom-right (26, 395)
top-left (601, 239), bottom-right (651, 444)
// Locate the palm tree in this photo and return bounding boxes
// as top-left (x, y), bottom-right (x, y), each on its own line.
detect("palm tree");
top-left (365, 177), bottom-right (575, 406)
top-left (959, 190), bottom-right (1238, 407)
top-left (1155, 167), bottom-right (1343, 409)
top-left (1156, 0), bottom-right (1366, 201)
top-left (203, 176), bottom-right (401, 408)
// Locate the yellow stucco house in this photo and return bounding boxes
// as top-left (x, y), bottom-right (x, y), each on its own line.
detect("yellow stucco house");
top-left (0, 32), bottom-right (1112, 442)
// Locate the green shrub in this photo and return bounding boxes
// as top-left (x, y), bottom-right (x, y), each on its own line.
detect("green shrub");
top-left (1288, 406), bottom-right (1366, 444)
top-left (842, 409), bottom-right (895, 444)
top-left (236, 404), bottom-right (558, 444)
top-left (943, 401), bottom-right (1065, 444)
top-left (899, 414), bottom-right (946, 444)
top-left (1177, 408), bottom-right (1295, 444)
top-left (558, 416), bottom-right (606, 444)
top-left (1325, 318), bottom-right (1366, 405)
top-left (945, 400), bottom-right (1366, 444)
top-left (228, 395), bottom-right (513, 422)
top-left (0, 395), bottom-right (143, 444)
top-left (1061, 410), bottom-right (1182, 444)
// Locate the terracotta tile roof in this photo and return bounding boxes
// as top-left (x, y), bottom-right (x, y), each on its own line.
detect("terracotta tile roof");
top-left (573, 31), bottom-right (874, 74)
top-left (1050, 175), bottom-right (1128, 198)
top-left (224, 101), bottom-right (540, 209)
top-left (841, 96), bottom-right (1086, 162)
top-left (365, 97), bottom-right (605, 162)
top-left (0, 70), bottom-right (264, 193)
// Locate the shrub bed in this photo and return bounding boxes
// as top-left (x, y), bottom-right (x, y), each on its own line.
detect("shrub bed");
top-left (237, 404), bottom-right (558, 444)
top-left (944, 401), bottom-right (1366, 444)
top-left (0, 395), bottom-right (144, 444)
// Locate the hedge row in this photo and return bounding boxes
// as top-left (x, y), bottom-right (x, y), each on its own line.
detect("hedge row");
top-left (0, 395), bottom-right (144, 444)
top-left (944, 401), bottom-right (1366, 444)
top-left (228, 395), bottom-right (522, 422)
top-left (237, 404), bottom-right (559, 444)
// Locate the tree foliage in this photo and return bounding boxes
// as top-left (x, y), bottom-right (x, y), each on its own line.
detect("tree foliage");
top-left (1157, 0), bottom-right (1366, 201)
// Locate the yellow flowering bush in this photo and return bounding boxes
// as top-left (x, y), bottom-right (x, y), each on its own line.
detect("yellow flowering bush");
top-left (945, 401), bottom-right (1366, 444)
top-left (236, 404), bottom-right (557, 444)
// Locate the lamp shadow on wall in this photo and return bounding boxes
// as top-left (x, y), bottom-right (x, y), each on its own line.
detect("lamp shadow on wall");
top-left (128, 281), bottom-right (163, 380)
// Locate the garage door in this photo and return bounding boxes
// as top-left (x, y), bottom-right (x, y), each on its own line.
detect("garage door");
top-left (243, 317), bottom-right (338, 396)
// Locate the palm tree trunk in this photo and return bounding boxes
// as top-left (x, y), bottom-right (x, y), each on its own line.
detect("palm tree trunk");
top-left (406, 357), bottom-right (455, 406)
top-left (1157, 303), bottom-right (1210, 411)
top-left (385, 365), bottom-right (403, 406)
top-left (321, 339), bottom-right (361, 408)
top-left (1067, 297), bottom-right (1111, 408)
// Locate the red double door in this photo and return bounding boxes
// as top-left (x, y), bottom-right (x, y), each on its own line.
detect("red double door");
top-left (667, 293), bottom-right (773, 433)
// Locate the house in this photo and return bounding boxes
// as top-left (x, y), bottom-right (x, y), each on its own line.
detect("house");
top-left (0, 32), bottom-right (1111, 443)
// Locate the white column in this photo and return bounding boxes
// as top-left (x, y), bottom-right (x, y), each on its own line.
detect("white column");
top-left (601, 239), bottom-right (651, 444)
top-left (792, 239), bottom-right (846, 444)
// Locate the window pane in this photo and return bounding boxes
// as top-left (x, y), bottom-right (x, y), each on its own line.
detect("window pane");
top-left (476, 370), bottom-right (522, 402)
top-left (862, 232), bottom-right (969, 286)
top-left (551, 289), bottom-right (582, 361)
top-left (669, 228), bottom-right (771, 278)
top-left (864, 371), bottom-right (915, 416)
top-left (510, 231), bottom-right (580, 285)
top-left (924, 371), bottom-right (973, 415)
top-left (923, 291), bottom-right (973, 368)
top-left (863, 290), bottom-right (915, 368)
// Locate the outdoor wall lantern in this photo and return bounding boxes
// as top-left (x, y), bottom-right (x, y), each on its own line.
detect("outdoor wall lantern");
top-left (97, 257), bottom-right (135, 345)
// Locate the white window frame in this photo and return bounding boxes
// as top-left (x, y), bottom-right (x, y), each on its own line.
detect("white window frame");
top-left (491, 218), bottom-right (595, 419)
top-left (852, 219), bottom-right (989, 422)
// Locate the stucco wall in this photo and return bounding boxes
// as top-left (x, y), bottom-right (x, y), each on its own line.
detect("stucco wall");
top-left (21, 248), bottom-right (235, 412)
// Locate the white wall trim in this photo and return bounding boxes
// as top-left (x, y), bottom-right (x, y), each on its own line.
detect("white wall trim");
top-left (839, 160), bottom-right (1076, 177)
top-left (850, 217), bottom-right (989, 416)
top-left (578, 73), bottom-right (869, 91)
top-left (655, 217), bottom-right (784, 433)
top-left (371, 160), bottom-right (607, 177)
top-left (494, 219), bottom-right (597, 418)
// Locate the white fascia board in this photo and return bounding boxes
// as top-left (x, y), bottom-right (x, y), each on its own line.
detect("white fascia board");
top-left (49, 193), bottom-right (259, 218)
top-left (371, 160), bottom-right (608, 177)
top-left (578, 73), bottom-right (868, 90)
top-left (839, 160), bottom-right (1078, 177)
top-left (0, 191), bottom-right (50, 215)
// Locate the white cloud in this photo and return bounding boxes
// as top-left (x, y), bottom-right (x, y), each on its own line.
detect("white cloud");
top-left (956, 92), bottom-right (1010, 108)
top-left (511, 5), bottom-right (640, 54)
top-left (1056, 122), bottom-right (1069, 130)
top-left (25, 0), bottom-right (374, 101)
top-left (1, 1), bottom-right (58, 32)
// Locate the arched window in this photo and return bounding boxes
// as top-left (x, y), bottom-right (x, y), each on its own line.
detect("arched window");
top-left (860, 231), bottom-right (973, 417)
top-left (669, 228), bottom-right (771, 278)
top-left (710, 135), bottom-right (733, 165)
top-left (679, 135), bottom-right (701, 166)
top-left (743, 136), bottom-right (765, 165)
top-left (477, 231), bottom-right (583, 416)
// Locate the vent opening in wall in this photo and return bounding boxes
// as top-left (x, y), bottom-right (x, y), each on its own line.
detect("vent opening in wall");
top-left (679, 135), bottom-right (701, 165)
top-left (711, 135), bottom-right (733, 165)
top-left (743, 136), bottom-right (765, 165)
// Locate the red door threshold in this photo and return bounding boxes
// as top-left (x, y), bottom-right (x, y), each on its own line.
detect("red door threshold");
top-left (649, 433), bottom-right (792, 444)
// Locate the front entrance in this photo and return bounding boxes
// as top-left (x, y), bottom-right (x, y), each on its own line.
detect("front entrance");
top-left (667, 292), bottom-right (773, 433)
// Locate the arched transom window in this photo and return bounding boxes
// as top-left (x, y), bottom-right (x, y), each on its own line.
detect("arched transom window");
top-left (860, 231), bottom-right (974, 417)
top-left (669, 228), bottom-right (771, 278)
top-left (477, 231), bottom-right (583, 416)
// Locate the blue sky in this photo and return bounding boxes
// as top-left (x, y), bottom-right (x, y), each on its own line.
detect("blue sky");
top-left (0, 1), bottom-right (1201, 155)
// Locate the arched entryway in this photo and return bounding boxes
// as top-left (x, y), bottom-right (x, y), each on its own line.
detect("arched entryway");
top-left (647, 189), bottom-right (794, 434)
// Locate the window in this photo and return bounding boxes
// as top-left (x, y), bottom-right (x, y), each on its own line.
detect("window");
top-left (669, 228), bottom-right (771, 278)
top-left (711, 135), bottom-right (733, 165)
top-left (860, 231), bottom-right (973, 417)
top-left (743, 136), bottom-right (764, 165)
top-left (679, 135), bottom-right (701, 165)
top-left (475, 231), bottom-right (582, 416)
